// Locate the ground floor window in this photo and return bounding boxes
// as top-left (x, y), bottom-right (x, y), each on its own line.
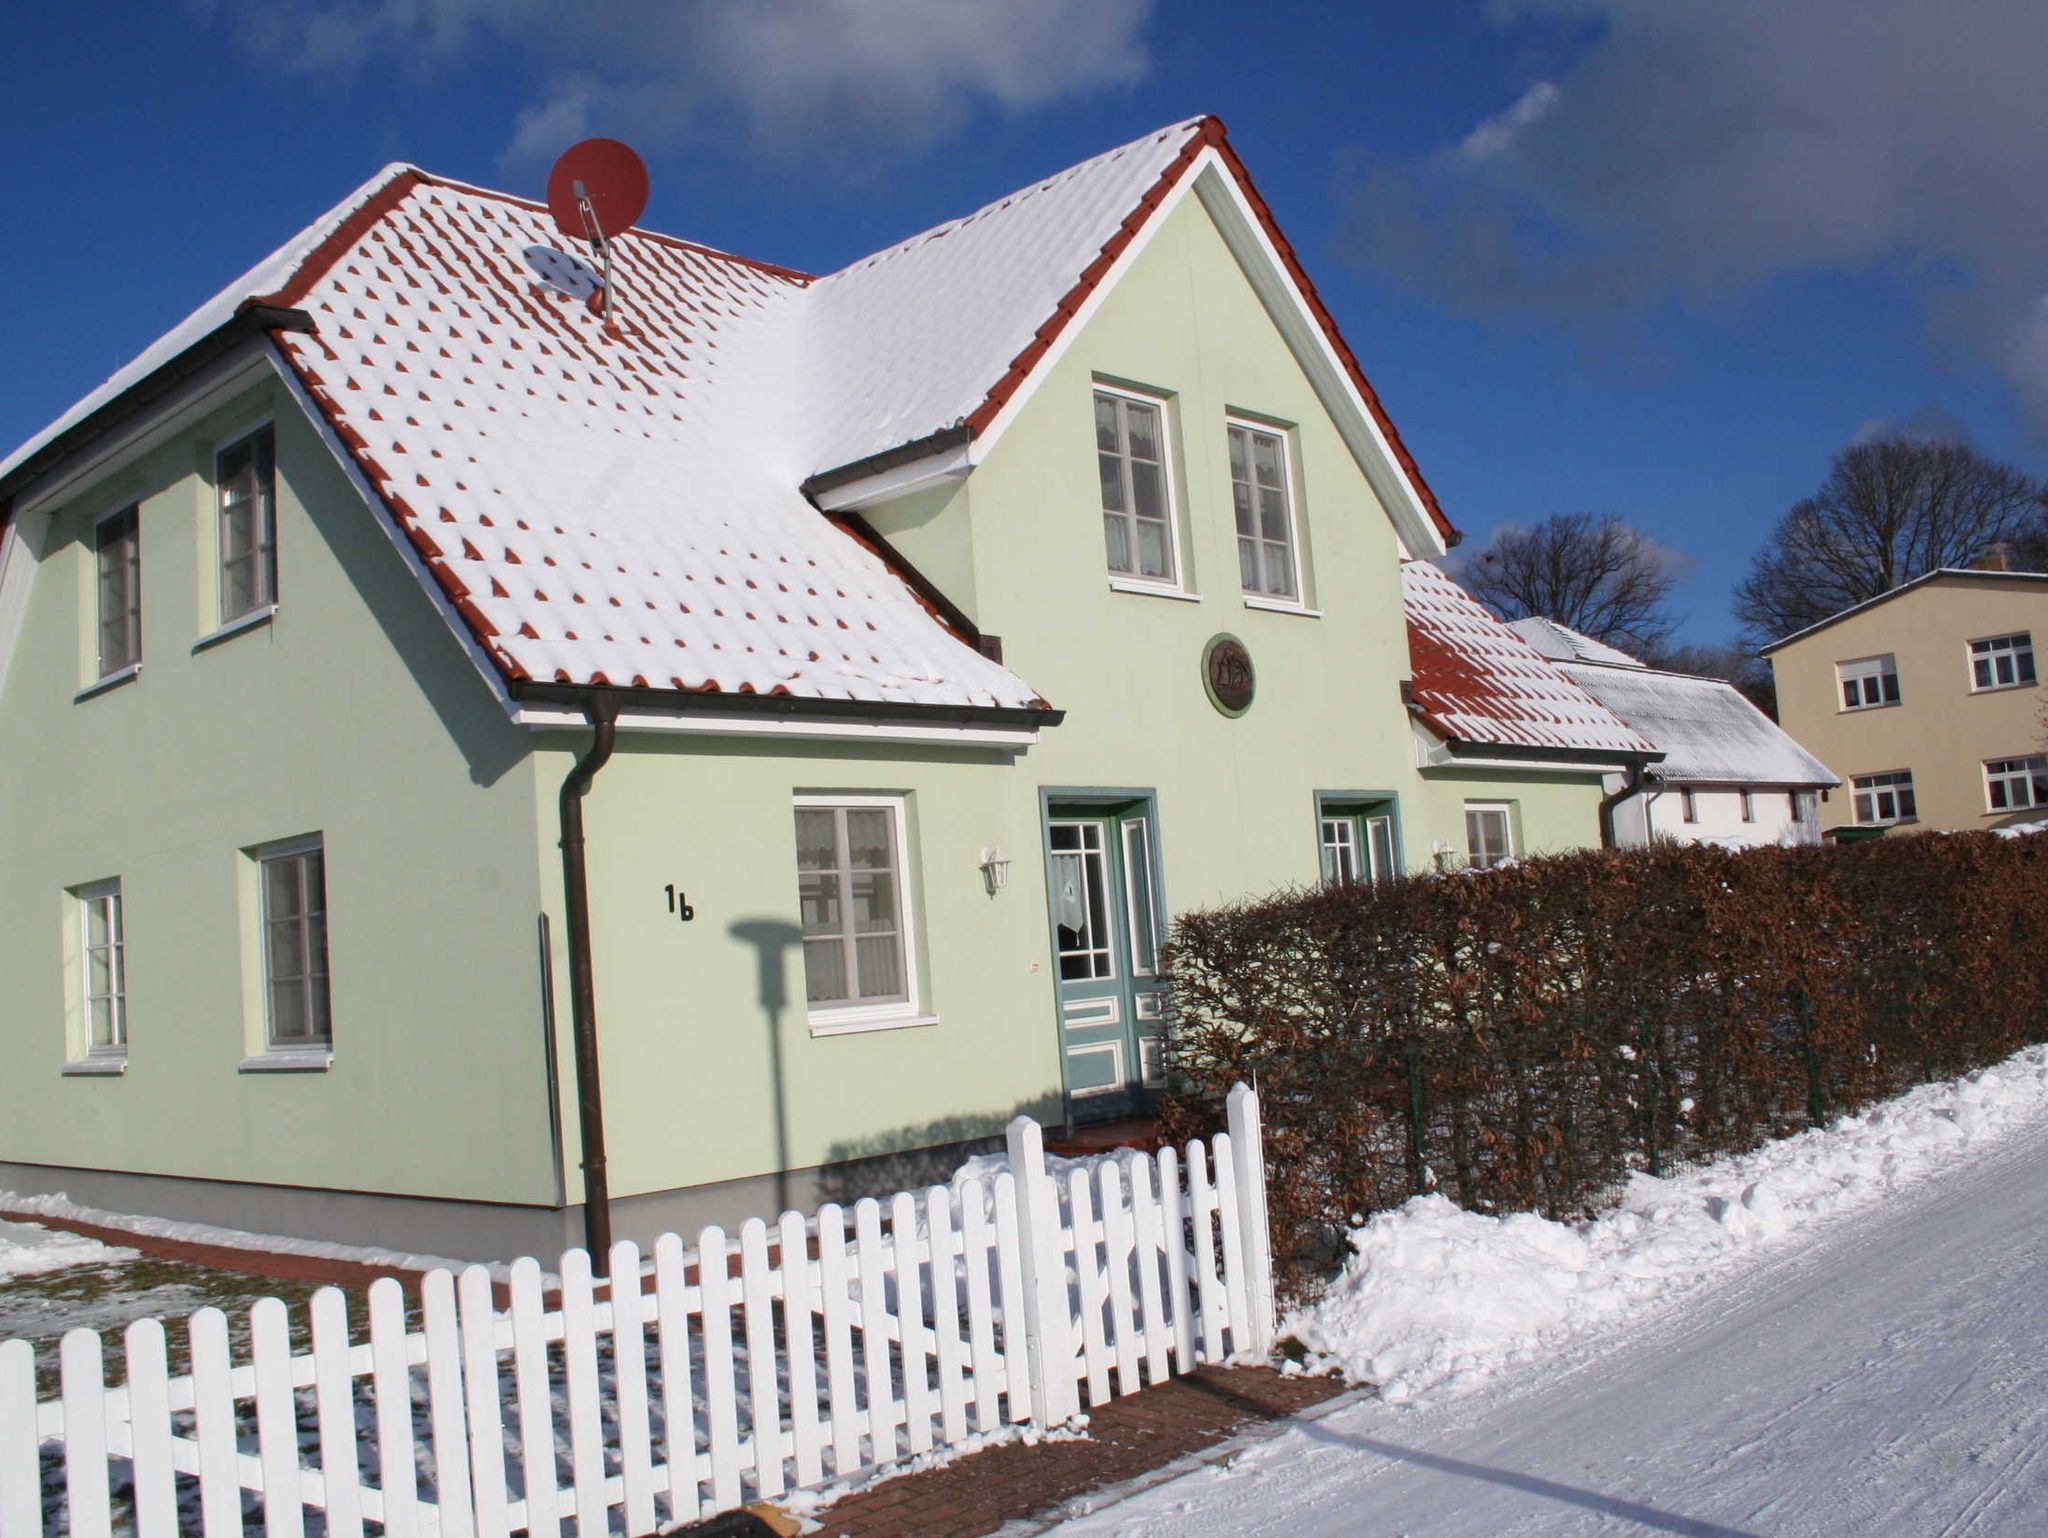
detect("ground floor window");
top-left (1464, 803), bottom-right (1514, 869)
top-left (74, 878), bottom-right (126, 1058)
top-left (1681, 789), bottom-right (1699, 823)
top-left (1985, 755), bottom-right (2048, 813)
top-left (794, 797), bottom-right (914, 1020)
top-left (1318, 798), bottom-right (1398, 885)
top-left (1740, 789), bottom-right (1755, 822)
top-left (1851, 771), bottom-right (1916, 825)
top-left (259, 837), bottom-right (331, 1049)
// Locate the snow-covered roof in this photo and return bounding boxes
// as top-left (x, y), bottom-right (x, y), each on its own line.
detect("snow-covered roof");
top-left (1760, 568), bottom-right (2048, 654)
top-left (1504, 617), bottom-right (1838, 786)
top-left (3, 118), bottom-right (1456, 712)
top-left (1557, 661), bottom-right (1837, 787)
top-left (1506, 615), bottom-right (1646, 669)
top-left (1402, 563), bottom-right (1657, 759)
top-left (802, 119), bottom-right (1204, 473)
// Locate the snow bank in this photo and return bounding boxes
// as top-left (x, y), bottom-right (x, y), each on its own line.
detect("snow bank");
top-left (1288, 1043), bottom-right (2048, 1405)
top-left (0, 1218), bottom-right (135, 1281)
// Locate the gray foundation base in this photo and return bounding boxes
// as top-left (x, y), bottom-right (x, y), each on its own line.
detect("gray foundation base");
top-left (0, 1134), bottom-right (1003, 1267)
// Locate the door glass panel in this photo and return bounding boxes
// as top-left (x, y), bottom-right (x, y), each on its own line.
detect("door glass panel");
top-left (1123, 818), bottom-right (1159, 975)
top-left (1050, 822), bottom-right (1114, 981)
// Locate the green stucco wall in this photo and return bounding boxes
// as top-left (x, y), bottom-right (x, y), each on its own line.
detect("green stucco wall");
top-left (0, 379), bottom-right (559, 1207)
top-left (554, 186), bottom-right (1609, 1202)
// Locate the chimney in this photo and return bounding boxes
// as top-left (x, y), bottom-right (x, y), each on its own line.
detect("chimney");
top-left (1971, 543), bottom-right (2013, 573)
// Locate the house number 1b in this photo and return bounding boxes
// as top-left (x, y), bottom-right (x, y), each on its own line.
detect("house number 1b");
top-left (664, 885), bottom-right (695, 921)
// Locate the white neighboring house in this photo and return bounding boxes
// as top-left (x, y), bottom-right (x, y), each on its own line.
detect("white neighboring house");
top-left (1509, 618), bottom-right (1840, 848)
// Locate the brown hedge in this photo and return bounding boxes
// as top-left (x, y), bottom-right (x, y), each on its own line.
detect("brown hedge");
top-left (1156, 833), bottom-right (2048, 1296)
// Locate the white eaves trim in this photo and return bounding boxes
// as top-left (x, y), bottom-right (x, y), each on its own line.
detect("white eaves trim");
top-left (511, 701), bottom-right (1043, 749)
top-left (962, 147), bottom-right (1450, 562)
top-left (809, 438), bottom-right (974, 512)
top-left (266, 348), bottom-right (521, 718)
top-left (1410, 716), bottom-right (1621, 777)
top-left (10, 348), bottom-right (274, 521)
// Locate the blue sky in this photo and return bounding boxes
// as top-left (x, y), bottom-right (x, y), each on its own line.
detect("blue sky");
top-left (6, 1), bottom-right (2044, 643)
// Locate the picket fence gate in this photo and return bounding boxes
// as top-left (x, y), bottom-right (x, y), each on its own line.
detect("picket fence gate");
top-left (1, 1086), bottom-right (1273, 1537)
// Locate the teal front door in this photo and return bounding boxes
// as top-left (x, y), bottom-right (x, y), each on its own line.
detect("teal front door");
top-left (1046, 805), bottom-right (1164, 1121)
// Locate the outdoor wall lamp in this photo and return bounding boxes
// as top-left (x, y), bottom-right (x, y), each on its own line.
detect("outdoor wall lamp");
top-left (979, 846), bottom-right (1012, 896)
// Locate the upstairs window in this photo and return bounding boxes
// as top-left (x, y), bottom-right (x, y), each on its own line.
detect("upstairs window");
top-left (1970, 633), bottom-right (2036, 692)
top-left (1464, 803), bottom-right (1513, 870)
top-left (1095, 390), bottom-right (1176, 585)
top-left (1227, 420), bottom-right (1298, 600)
top-left (1852, 771), bottom-right (1916, 825)
top-left (1986, 755), bottom-right (2048, 812)
top-left (94, 506), bottom-right (141, 677)
top-left (217, 425), bottom-right (277, 624)
top-left (1838, 654), bottom-right (1900, 710)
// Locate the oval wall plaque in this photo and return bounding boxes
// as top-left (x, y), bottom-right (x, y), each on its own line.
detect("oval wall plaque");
top-left (1202, 633), bottom-right (1256, 717)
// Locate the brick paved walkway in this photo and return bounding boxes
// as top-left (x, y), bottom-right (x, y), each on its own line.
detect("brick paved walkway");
top-left (811, 1368), bottom-right (1349, 1538)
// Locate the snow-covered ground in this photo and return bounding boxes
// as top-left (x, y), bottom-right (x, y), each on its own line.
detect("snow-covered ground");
top-left (1050, 1044), bottom-right (2048, 1536)
top-left (0, 1218), bottom-right (134, 1282)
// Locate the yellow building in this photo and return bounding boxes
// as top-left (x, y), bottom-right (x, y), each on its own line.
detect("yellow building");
top-left (1763, 567), bottom-right (2048, 836)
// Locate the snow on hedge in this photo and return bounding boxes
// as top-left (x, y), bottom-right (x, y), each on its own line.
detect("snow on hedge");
top-left (1287, 1042), bottom-right (2048, 1405)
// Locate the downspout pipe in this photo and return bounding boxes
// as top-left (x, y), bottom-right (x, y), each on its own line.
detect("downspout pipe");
top-left (1600, 760), bottom-right (1650, 850)
top-left (558, 690), bottom-right (621, 1266)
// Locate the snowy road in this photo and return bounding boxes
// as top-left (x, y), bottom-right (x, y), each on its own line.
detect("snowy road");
top-left (1053, 1115), bottom-right (2048, 1536)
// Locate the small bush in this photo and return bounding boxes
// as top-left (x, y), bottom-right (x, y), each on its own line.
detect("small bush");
top-left (1158, 834), bottom-right (2048, 1297)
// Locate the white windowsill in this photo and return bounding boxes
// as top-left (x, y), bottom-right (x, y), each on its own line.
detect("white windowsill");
top-left (239, 1047), bottom-right (333, 1073)
top-left (1838, 700), bottom-right (1901, 713)
top-left (1242, 595), bottom-right (1323, 618)
top-left (193, 605), bottom-right (277, 654)
top-left (74, 665), bottom-right (141, 702)
top-left (62, 1054), bottom-right (128, 1077)
top-left (808, 1011), bottom-right (940, 1039)
top-left (1108, 579), bottom-right (1203, 603)
top-left (1969, 680), bottom-right (2037, 695)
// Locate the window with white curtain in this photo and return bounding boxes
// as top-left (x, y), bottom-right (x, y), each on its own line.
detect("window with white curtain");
top-left (794, 797), bottom-right (918, 1024)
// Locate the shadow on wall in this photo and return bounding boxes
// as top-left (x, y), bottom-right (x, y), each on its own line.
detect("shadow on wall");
top-left (816, 1100), bottom-right (1062, 1207)
top-left (728, 911), bottom-right (1063, 1208)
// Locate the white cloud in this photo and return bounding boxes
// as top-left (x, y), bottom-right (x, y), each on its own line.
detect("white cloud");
top-left (209, 0), bottom-right (1154, 169)
top-left (1338, 0), bottom-right (2048, 433)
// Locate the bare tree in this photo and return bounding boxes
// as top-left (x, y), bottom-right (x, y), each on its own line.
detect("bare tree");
top-left (1735, 435), bottom-right (2048, 642)
top-left (1453, 512), bottom-right (1683, 652)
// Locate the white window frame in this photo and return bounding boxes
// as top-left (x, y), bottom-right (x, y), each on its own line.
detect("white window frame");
top-left (793, 794), bottom-right (931, 1035)
top-left (256, 834), bottom-right (332, 1056)
top-left (1851, 770), bottom-right (1917, 825)
top-left (1094, 384), bottom-right (1186, 594)
top-left (93, 503), bottom-right (142, 681)
top-left (1837, 654), bottom-right (1900, 711)
top-left (1319, 815), bottom-right (1363, 887)
top-left (1465, 802), bottom-right (1514, 870)
top-left (214, 419), bottom-right (278, 630)
top-left (1985, 755), bottom-right (2048, 813)
top-left (71, 877), bottom-right (128, 1067)
top-left (1968, 632), bottom-right (2037, 693)
top-left (1226, 415), bottom-right (1304, 604)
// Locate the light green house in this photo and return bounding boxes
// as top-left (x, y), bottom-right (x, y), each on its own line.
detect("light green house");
top-left (0, 119), bottom-right (1644, 1261)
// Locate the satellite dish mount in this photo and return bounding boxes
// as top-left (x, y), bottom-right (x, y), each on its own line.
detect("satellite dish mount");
top-left (546, 139), bottom-right (650, 321)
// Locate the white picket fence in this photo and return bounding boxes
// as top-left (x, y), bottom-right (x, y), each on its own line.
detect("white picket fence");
top-left (1, 1086), bottom-right (1273, 1537)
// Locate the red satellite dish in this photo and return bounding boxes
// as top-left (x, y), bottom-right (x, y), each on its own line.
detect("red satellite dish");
top-left (546, 139), bottom-right (649, 244)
